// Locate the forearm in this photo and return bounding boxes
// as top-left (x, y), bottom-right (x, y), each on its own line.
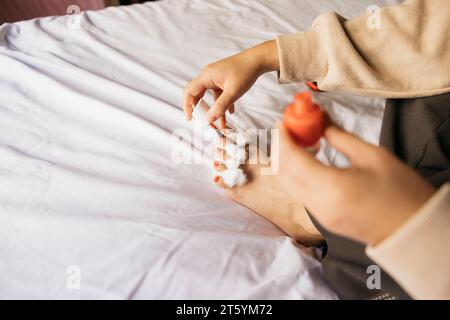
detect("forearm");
top-left (240, 40), bottom-right (279, 75)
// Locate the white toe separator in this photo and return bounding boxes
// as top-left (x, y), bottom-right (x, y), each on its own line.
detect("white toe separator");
top-left (193, 98), bottom-right (249, 189)
top-left (216, 142), bottom-right (248, 188)
top-left (227, 131), bottom-right (247, 146)
top-left (218, 168), bottom-right (247, 188)
top-left (224, 144), bottom-right (246, 163)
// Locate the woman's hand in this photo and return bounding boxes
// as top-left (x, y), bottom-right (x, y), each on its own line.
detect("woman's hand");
top-left (276, 123), bottom-right (436, 245)
top-left (183, 40), bottom-right (279, 123)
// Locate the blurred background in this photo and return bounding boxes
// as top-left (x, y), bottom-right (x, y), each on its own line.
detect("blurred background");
top-left (0, 0), bottom-right (157, 23)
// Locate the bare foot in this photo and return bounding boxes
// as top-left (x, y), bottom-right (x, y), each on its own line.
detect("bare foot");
top-left (213, 145), bottom-right (324, 247)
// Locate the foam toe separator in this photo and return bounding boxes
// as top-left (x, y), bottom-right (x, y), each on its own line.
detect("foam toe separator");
top-left (219, 168), bottom-right (247, 188)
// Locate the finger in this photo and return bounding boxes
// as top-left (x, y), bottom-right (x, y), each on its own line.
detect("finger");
top-left (212, 88), bottom-right (222, 100)
top-left (220, 114), bottom-right (227, 130)
top-left (212, 89), bottom-right (228, 130)
top-left (192, 95), bottom-right (202, 110)
top-left (208, 89), bottom-right (236, 123)
top-left (187, 94), bottom-right (206, 120)
top-left (276, 122), bottom-right (331, 183)
top-left (214, 176), bottom-right (228, 189)
top-left (183, 77), bottom-right (209, 120)
top-left (213, 161), bottom-right (227, 172)
top-left (212, 89), bottom-right (230, 130)
top-left (324, 126), bottom-right (377, 166)
top-left (182, 97), bottom-right (194, 121)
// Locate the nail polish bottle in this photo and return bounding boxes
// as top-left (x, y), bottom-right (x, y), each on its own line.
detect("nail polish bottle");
top-left (284, 91), bottom-right (326, 153)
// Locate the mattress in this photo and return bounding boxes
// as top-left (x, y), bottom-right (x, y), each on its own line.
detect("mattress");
top-left (0, 0), bottom-right (398, 299)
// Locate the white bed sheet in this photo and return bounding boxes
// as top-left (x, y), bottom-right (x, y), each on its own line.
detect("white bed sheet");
top-left (0, 0), bottom-right (398, 299)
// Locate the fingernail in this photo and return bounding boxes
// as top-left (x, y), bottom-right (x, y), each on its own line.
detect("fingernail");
top-left (214, 176), bottom-right (220, 183)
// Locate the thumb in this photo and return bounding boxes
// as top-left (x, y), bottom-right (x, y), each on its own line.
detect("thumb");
top-left (324, 126), bottom-right (377, 165)
top-left (207, 90), bottom-right (236, 123)
top-left (277, 122), bottom-right (329, 183)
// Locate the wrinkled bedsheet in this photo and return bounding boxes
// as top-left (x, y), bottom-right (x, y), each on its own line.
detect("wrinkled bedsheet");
top-left (0, 0), bottom-right (398, 299)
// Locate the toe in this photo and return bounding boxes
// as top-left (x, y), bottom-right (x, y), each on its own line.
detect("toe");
top-left (215, 147), bottom-right (227, 162)
top-left (213, 176), bottom-right (228, 189)
top-left (213, 161), bottom-right (227, 172)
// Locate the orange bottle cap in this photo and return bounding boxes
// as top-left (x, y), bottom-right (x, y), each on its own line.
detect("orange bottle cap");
top-left (284, 91), bottom-right (326, 147)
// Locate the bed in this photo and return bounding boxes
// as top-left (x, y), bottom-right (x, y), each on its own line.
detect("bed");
top-left (0, 0), bottom-right (399, 299)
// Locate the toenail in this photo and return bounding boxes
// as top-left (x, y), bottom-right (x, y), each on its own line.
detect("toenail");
top-left (214, 176), bottom-right (220, 183)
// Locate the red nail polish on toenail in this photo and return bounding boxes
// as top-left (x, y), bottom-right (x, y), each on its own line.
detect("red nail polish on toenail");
top-left (214, 176), bottom-right (220, 183)
top-left (214, 161), bottom-right (219, 167)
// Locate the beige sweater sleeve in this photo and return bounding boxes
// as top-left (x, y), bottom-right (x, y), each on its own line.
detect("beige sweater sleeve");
top-left (276, 0), bottom-right (450, 98)
top-left (366, 184), bottom-right (450, 300)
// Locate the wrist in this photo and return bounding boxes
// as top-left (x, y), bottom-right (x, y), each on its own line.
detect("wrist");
top-left (246, 40), bottom-right (279, 75)
top-left (371, 186), bottom-right (436, 245)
